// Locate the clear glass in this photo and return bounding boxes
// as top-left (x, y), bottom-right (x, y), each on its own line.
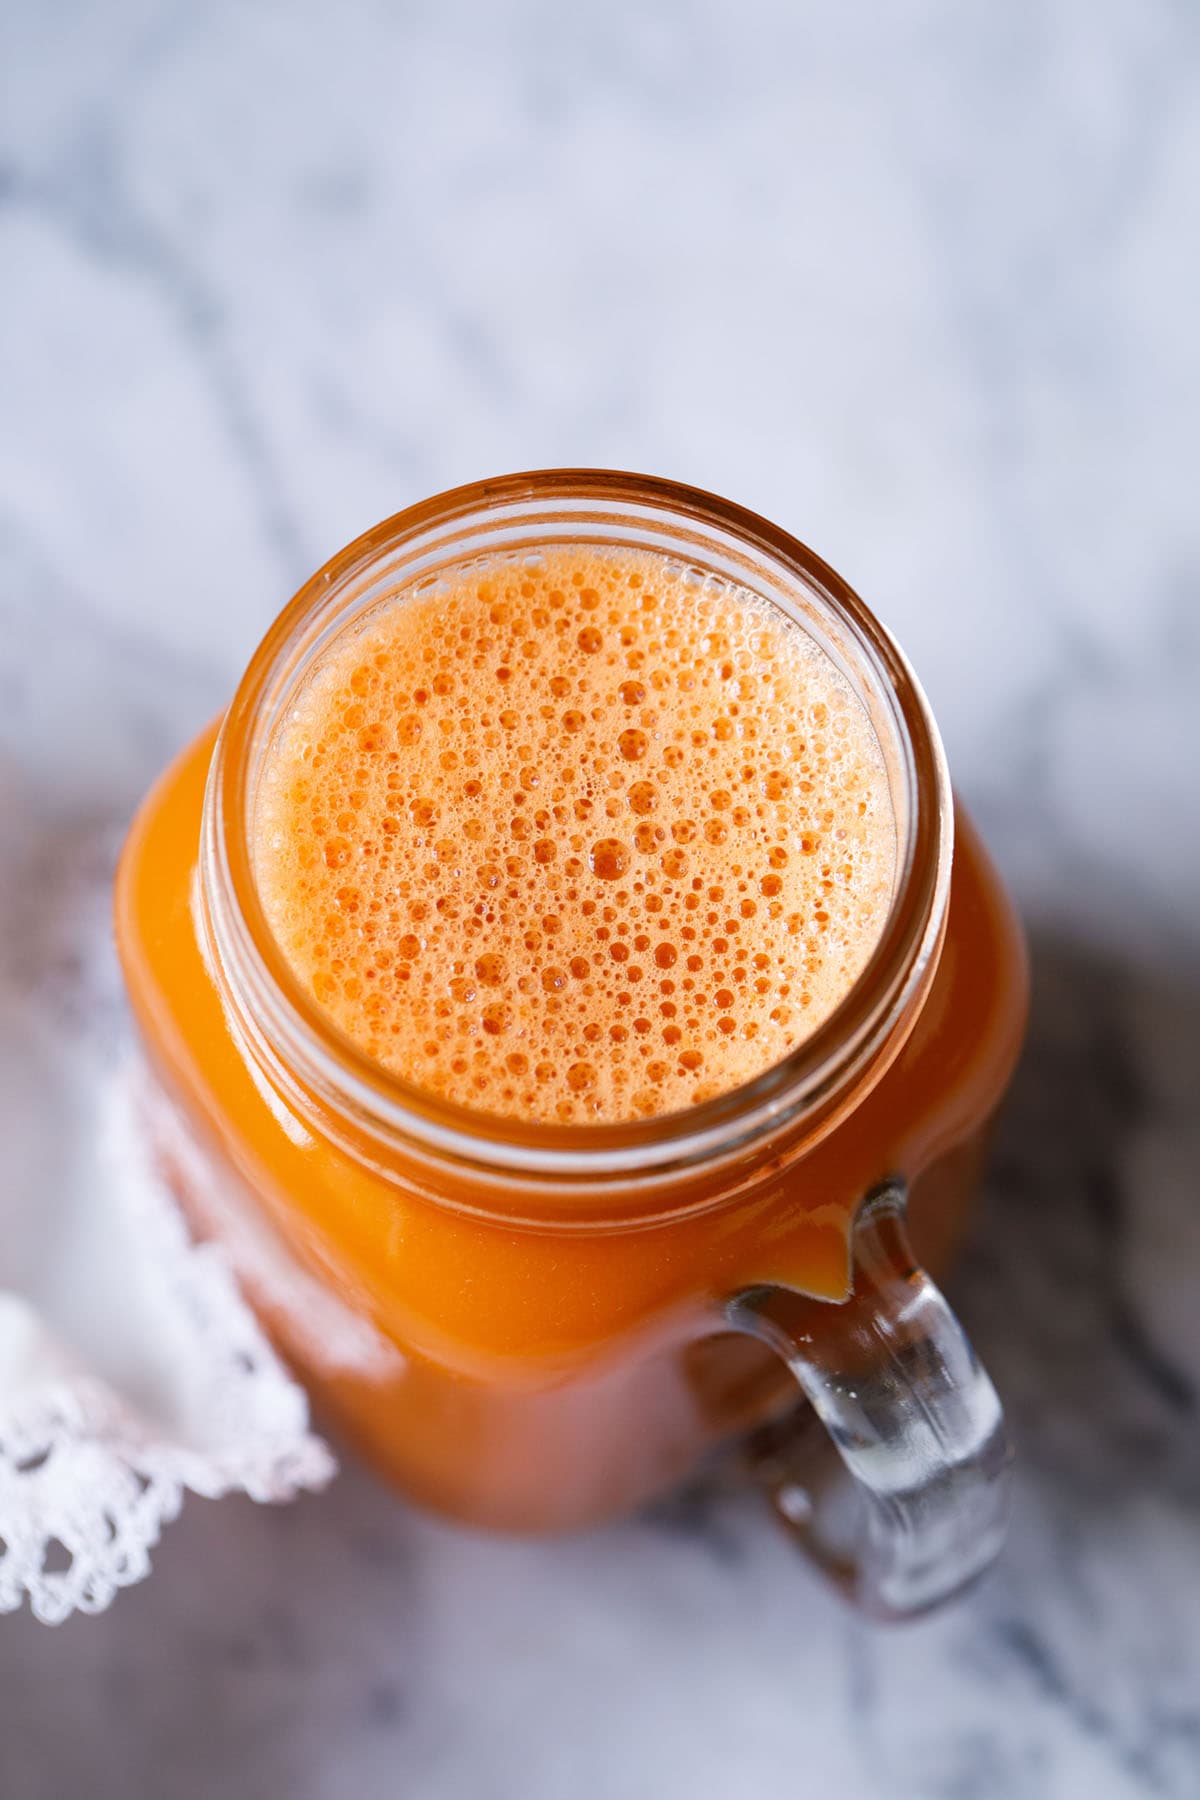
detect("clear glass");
top-left (115, 470), bottom-right (1028, 1614)
top-left (731, 1183), bottom-right (1009, 1617)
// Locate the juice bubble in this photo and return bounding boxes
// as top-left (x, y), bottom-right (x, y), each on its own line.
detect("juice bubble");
top-left (254, 546), bottom-right (896, 1122)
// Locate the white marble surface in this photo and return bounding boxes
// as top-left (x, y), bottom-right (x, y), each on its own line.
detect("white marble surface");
top-left (2, 1), bottom-right (1199, 1794)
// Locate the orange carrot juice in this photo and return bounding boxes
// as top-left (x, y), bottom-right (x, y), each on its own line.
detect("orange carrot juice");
top-left (115, 473), bottom-right (1027, 1532)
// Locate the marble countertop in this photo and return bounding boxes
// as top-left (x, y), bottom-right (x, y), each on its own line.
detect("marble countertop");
top-left (2, 2), bottom-right (1199, 1795)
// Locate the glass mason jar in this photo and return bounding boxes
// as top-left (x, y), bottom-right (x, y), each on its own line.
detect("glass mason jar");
top-left (115, 471), bottom-right (1028, 1617)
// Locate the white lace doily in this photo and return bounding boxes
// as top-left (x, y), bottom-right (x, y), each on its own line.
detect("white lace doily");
top-left (0, 822), bottom-right (341, 1625)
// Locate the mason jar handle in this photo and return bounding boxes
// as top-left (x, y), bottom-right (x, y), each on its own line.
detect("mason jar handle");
top-left (726, 1180), bottom-right (1010, 1618)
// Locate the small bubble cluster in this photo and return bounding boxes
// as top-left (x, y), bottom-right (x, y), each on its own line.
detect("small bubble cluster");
top-left (253, 546), bottom-right (897, 1122)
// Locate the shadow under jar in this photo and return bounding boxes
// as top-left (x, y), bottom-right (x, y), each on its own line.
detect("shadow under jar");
top-left (115, 471), bottom-right (1028, 1618)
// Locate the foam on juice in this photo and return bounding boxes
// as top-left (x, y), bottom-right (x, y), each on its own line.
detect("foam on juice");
top-left (253, 546), bottom-right (897, 1122)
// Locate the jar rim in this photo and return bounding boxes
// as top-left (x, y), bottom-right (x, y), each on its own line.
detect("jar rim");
top-left (201, 469), bottom-right (952, 1217)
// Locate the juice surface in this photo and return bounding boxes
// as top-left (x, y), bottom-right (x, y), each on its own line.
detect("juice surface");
top-left (254, 547), bottom-right (896, 1122)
